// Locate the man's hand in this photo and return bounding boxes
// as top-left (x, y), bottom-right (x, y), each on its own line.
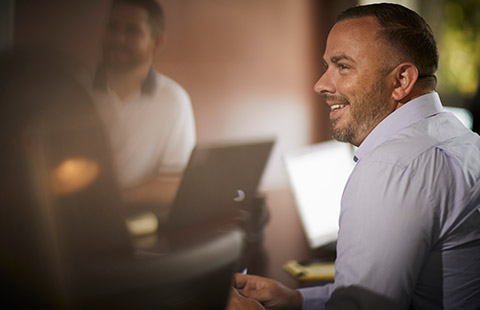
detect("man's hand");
top-left (233, 273), bottom-right (303, 310)
top-left (227, 288), bottom-right (266, 310)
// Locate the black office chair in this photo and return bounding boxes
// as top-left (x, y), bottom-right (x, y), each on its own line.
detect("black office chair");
top-left (0, 49), bottom-right (243, 309)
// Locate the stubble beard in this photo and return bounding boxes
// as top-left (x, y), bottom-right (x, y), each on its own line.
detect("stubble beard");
top-left (103, 44), bottom-right (150, 74)
top-left (331, 79), bottom-right (390, 146)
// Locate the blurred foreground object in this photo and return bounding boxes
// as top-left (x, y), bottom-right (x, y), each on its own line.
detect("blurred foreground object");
top-left (0, 48), bottom-right (242, 309)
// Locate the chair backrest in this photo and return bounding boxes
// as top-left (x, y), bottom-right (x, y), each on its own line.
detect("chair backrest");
top-left (71, 228), bottom-right (244, 309)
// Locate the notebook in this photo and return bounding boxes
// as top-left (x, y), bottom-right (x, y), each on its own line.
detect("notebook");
top-left (165, 139), bottom-right (275, 231)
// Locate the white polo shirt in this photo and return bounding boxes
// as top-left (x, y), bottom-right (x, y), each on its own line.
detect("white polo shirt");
top-left (91, 69), bottom-right (196, 188)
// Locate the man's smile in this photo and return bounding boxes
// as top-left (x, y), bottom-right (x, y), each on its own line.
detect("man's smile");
top-left (327, 100), bottom-right (349, 120)
top-left (330, 104), bottom-right (347, 111)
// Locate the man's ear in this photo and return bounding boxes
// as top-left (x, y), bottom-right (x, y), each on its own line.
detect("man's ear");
top-left (153, 32), bottom-right (167, 55)
top-left (391, 62), bottom-right (418, 102)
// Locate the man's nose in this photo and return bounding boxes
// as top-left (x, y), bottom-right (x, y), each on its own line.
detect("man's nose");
top-left (314, 70), bottom-right (334, 95)
top-left (106, 27), bottom-right (126, 44)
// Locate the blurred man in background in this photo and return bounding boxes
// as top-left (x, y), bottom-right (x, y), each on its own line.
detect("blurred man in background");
top-left (90, 0), bottom-right (196, 210)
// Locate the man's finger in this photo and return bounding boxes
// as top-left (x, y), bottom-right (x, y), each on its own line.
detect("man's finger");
top-left (232, 273), bottom-right (249, 289)
top-left (227, 287), bottom-right (266, 310)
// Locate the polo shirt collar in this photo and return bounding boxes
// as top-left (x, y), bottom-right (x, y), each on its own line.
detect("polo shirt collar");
top-left (92, 65), bottom-right (156, 95)
top-left (353, 92), bottom-right (444, 162)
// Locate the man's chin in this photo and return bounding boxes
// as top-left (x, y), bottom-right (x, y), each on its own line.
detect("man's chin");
top-left (331, 126), bottom-right (354, 144)
top-left (104, 61), bottom-right (135, 73)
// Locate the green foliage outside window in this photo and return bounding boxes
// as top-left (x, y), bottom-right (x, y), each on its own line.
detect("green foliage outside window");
top-left (437, 0), bottom-right (480, 96)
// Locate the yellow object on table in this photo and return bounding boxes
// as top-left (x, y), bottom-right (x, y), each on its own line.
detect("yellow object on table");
top-left (283, 260), bottom-right (335, 281)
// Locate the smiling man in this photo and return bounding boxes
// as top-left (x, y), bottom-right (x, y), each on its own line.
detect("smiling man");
top-left (319, 20), bottom-right (393, 147)
top-left (228, 3), bottom-right (480, 310)
top-left (90, 0), bottom-right (196, 208)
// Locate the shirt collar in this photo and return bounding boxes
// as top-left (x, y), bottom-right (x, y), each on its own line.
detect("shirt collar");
top-left (353, 92), bottom-right (444, 162)
top-left (92, 65), bottom-right (156, 95)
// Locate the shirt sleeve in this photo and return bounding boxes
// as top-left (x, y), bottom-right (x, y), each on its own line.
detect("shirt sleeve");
top-left (298, 284), bottom-right (334, 310)
top-left (158, 85), bottom-right (196, 174)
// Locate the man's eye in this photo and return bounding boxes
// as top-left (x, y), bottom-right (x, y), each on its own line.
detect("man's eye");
top-left (339, 64), bottom-right (349, 70)
top-left (126, 27), bottom-right (142, 37)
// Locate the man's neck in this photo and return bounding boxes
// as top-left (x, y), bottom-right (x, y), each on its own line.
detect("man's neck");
top-left (395, 88), bottom-right (433, 111)
top-left (105, 63), bottom-right (151, 100)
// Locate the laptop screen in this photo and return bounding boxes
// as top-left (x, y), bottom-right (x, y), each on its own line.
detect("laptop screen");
top-left (166, 139), bottom-right (275, 231)
top-left (283, 140), bottom-right (355, 248)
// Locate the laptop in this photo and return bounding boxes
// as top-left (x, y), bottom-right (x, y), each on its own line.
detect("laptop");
top-left (283, 140), bottom-right (355, 248)
top-left (126, 140), bottom-right (275, 308)
top-left (165, 138), bottom-right (275, 231)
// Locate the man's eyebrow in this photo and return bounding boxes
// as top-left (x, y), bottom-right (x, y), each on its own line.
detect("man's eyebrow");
top-left (330, 55), bottom-right (356, 64)
top-left (322, 58), bottom-right (328, 68)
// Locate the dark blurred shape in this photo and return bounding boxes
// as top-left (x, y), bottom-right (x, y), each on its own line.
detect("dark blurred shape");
top-left (235, 196), bottom-right (269, 275)
top-left (325, 285), bottom-right (401, 310)
top-left (0, 48), bottom-right (243, 308)
top-left (0, 47), bottom-right (131, 307)
top-left (72, 228), bottom-right (244, 309)
top-left (470, 77), bottom-right (480, 134)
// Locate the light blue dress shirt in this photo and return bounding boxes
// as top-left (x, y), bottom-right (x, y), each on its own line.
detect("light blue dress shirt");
top-left (299, 92), bottom-right (480, 309)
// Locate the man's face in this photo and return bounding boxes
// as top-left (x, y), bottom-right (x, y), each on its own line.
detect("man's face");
top-left (314, 17), bottom-right (396, 146)
top-left (102, 3), bottom-right (159, 71)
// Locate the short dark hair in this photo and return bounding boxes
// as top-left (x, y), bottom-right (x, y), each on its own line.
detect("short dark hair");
top-left (112, 0), bottom-right (165, 33)
top-left (337, 3), bottom-right (438, 90)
